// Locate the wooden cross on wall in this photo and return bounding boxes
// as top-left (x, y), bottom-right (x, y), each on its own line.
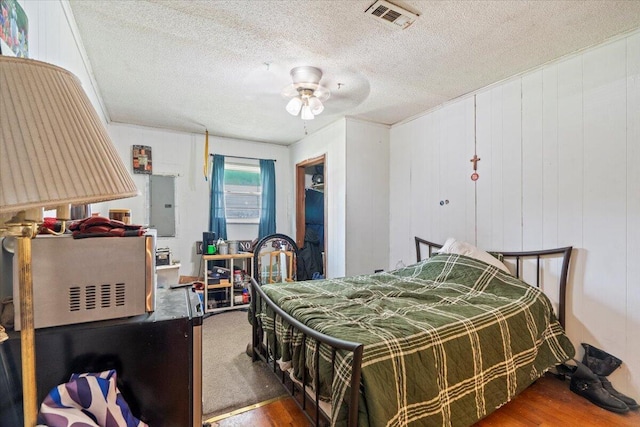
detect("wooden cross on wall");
top-left (470, 154), bottom-right (481, 170)
top-left (470, 154), bottom-right (480, 181)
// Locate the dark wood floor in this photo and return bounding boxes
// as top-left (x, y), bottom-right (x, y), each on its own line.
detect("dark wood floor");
top-left (209, 374), bottom-right (640, 427)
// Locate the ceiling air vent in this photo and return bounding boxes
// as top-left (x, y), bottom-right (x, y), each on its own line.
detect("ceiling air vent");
top-left (365, 0), bottom-right (418, 30)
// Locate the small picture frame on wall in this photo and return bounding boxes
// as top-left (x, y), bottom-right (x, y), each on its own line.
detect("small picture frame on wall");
top-left (132, 145), bottom-right (152, 174)
top-left (0, 0), bottom-right (29, 58)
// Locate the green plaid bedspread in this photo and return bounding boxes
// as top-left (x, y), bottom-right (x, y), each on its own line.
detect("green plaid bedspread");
top-left (258, 253), bottom-right (575, 427)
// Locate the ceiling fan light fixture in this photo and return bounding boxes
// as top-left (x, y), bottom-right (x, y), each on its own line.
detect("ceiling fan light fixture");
top-left (286, 96), bottom-right (303, 116)
top-left (290, 66), bottom-right (323, 86)
top-left (301, 104), bottom-right (314, 120)
top-left (283, 66), bottom-right (330, 120)
top-left (308, 96), bottom-right (324, 115)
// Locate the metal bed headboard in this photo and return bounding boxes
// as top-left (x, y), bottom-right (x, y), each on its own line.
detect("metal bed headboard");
top-left (414, 237), bottom-right (572, 328)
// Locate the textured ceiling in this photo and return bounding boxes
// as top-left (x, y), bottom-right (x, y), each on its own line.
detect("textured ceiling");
top-left (68, 1), bottom-right (640, 145)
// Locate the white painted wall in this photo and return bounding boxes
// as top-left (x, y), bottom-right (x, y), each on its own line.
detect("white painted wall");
top-left (627, 29), bottom-right (640, 419)
top-left (20, 1), bottom-right (105, 122)
top-left (92, 124), bottom-right (291, 278)
top-left (290, 119), bottom-right (347, 278)
top-left (345, 119), bottom-right (390, 275)
top-left (290, 118), bottom-right (390, 278)
top-left (389, 31), bottom-right (640, 398)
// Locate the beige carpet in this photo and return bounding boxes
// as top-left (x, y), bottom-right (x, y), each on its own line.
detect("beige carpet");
top-left (201, 309), bottom-right (286, 419)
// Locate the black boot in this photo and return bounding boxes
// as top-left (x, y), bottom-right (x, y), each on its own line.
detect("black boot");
top-left (555, 363), bottom-right (576, 381)
top-left (582, 343), bottom-right (621, 376)
top-left (569, 360), bottom-right (629, 413)
top-left (582, 343), bottom-right (639, 410)
top-left (598, 376), bottom-right (640, 410)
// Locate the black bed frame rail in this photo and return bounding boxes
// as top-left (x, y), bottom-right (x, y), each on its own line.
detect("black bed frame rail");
top-left (414, 237), bottom-right (572, 328)
top-left (250, 277), bottom-right (364, 427)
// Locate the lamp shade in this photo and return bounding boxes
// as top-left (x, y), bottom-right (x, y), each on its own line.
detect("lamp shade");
top-left (0, 56), bottom-right (137, 215)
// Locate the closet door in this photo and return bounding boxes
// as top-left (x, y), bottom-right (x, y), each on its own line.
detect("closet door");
top-left (475, 79), bottom-right (523, 251)
top-left (394, 97), bottom-right (475, 264)
top-left (433, 98), bottom-right (475, 244)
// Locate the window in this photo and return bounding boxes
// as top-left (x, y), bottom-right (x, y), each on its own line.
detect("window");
top-left (224, 162), bottom-right (261, 223)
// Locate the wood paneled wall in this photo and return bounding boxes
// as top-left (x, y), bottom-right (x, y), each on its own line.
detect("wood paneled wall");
top-left (389, 31), bottom-right (640, 398)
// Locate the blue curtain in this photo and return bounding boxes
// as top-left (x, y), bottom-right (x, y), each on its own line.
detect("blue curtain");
top-left (258, 159), bottom-right (276, 239)
top-left (209, 155), bottom-right (227, 240)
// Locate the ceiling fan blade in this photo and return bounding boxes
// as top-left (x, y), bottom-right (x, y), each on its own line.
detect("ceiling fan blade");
top-left (281, 83), bottom-right (298, 98)
top-left (308, 97), bottom-right (324, 115)
top-left (242, 62), bottom-right (291, 97)
top-left (313, 86), bottom-right (330, 102)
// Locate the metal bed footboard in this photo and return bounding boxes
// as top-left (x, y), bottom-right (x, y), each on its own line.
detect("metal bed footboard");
top-left (250, 277), bottom-right (364, 427)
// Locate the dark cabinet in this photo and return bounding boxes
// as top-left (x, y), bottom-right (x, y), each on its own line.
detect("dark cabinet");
top-left (0, 288), bottom-right (203, 427)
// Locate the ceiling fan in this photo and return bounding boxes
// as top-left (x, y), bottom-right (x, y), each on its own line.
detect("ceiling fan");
top-left (281, 66), bottom-right (330, 120)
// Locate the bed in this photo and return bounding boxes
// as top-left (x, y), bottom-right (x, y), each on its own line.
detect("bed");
top-left (249, 237), bottom-right (576, 427)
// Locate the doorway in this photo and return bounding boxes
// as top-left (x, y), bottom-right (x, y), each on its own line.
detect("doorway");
top-left (295, 155), bottom-right (326, 274)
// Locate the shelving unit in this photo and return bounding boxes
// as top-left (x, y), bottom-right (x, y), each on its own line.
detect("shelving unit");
top-left (201, 253), bottom-right (253, 314)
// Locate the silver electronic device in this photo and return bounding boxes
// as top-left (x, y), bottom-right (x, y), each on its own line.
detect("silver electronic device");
top-left (13, 234), bottom-right (156, 330)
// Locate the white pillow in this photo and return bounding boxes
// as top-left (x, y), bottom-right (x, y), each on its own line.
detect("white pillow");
top-left (438, 238), bottom-right (510, 274)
